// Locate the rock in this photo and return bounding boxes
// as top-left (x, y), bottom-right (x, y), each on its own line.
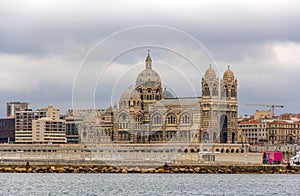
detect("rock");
top-left (58, 168), bottom-right (67, 173)
top-left (78, 167), bottom-right (85, 173)
top-left (141, 168), bottom-right (148, 173)
top-left (207, 169), bottom-right (213, 174)
top-left (194, 167), bottom-right (201, 173)
top-left (15, 167), bottom-right (27, 173)
top-left (148, 168), bottom-right (156, 173)
top-left (134, 167), bottom-right (141, 173)
top-left (27, 167), bottom-right (33, 172)
top-left (290, 170), bottom-right (296, 174)
top-left (155, 168), bottom-right (164, 173)
top-left (218, 169), bottom-right (224, 173)
top-left (127, 167), bottom-right (141, 173)
top-left (108, 167), bottom-right (114, 172)
top-left (121, 169), bottom-right (128, 173)
top-left (67, 167), bottom-right (75, 173)
top-left (50, 166), bottom-right (56, 172)
top-left (4, 167), bottom-right (14, 172)
top-left (226, 169), bottom-right (233, 174)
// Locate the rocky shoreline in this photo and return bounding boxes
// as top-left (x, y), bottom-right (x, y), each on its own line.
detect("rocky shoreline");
top-left (0, 164), bottom-right (299, 174)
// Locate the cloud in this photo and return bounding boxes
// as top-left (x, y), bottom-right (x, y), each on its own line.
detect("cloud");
top-left (0, 54), bottom-right (76, 93)
top-left (0, 0), bottom-right (300, 116)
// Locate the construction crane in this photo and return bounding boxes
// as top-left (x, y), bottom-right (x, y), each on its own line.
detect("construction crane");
top-left (246, 104), bottom-right (284, 117)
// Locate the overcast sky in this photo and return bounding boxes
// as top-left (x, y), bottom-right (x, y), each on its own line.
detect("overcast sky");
top-left (0, 0), bottom-right (300, 116)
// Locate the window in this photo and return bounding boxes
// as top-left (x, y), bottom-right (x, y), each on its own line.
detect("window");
top-left (167, 114), bottom-right (176, 124)
top-left (204, 131), bottom-right (209, 141)
top-left (136, 115), bottom-right (143, 122)
top-left (231, 85), bottom-right (236, 97)
top-left (204, 83), bottom-right (210, 96)
top-left (224, 85), bottom-right (229, 97)
top-left (181, 114), bottom-right (191, 124)
top-left (152, 115), bottom-right (162, 124)
top-left (212, 84), bottom-right (217, 96)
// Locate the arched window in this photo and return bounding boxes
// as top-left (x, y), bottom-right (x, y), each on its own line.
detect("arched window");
top-left (232, 132), bottom-right (235, 144)
top-left (152, 115), bottom-right (162, 124)
top-left (136, 115), bottom-right (143, 129)
top-left (204, 131), bottom-right (209, 142)
top-left (213, 132), bottom-right (217, 142)
top-left (83, 130), bottom-right (87, 138)
top-left (212, 84), bottom-right (217, 96)
top-left (204, 83), bottom-right (210, 96)
top-left (181, 114), bottom-right (191, 124)
top-left (136, 115), bottom-right (143, 122)
top-left (224, 85), bottom-right (229, 97)
top-left (119, 114), bottom-right (128, 129)
top-left (167, 114), bottom-right (177, 124)
top-left (231, 85), bottom-right (236, 97)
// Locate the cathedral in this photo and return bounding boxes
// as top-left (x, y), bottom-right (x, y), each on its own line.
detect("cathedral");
top-left (77, 51), bottom-right (238, 145)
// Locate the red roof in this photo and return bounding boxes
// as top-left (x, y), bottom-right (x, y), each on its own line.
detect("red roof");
top-left (269, 120), bottom-right (292, 125)
top-left (239, 120), bottom-right (261, 125)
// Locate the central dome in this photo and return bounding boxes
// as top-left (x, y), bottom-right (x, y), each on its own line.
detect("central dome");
top-left (135, 52), bottom-right (162, 88)
top-left (136, 69), bottom-right (161, 87)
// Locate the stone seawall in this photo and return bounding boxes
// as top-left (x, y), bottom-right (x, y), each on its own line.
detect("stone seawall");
top-left (0, 164), bottom-right (299, 174)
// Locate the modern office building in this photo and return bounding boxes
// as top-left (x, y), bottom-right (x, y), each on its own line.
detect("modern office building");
top-left (65, 114), bottom-right (80, 144)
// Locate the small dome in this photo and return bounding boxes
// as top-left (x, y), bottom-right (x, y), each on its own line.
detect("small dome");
top-left (223, 66), bottom-right (235, 79)
top-left (162, 88), bottom-right (174, 98)
top-left (204, 66), bottom-right (217, 80)
top-left (120, 87), bottom-right (141, 100)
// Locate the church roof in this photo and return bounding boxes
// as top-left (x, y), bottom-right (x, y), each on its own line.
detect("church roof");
top-left (135, 51), bottom-right (162, 88)
top-left (162, 88), bottom-right (174, 98)
top-left (204, 65), bottom-right (217, 80)
top-left (223, 66), bottom-right (235, 79)
top-left (120, 86), bottom-right (140, 100)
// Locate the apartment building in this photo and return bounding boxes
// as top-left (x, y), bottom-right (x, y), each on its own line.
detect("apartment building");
top-left (32, 117), bottom-right (66, 144)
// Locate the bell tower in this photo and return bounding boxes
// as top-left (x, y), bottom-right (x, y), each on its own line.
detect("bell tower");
top-left (200, 65), bottom-right (219, 143)
top-left (220, 66), bottom-right (238, 144)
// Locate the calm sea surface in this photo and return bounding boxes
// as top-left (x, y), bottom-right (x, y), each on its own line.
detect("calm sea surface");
top-left (0, 173), bottom-right (299, 195)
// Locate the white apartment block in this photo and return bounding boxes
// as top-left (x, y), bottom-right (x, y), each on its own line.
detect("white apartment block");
top-left (32, 117), bottom-right (66, 144)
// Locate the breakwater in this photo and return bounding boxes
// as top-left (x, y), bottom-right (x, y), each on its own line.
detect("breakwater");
top-left (0, 164), bottom-right (299, 174)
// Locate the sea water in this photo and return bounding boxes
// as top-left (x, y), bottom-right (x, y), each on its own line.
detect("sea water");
top-left (0, 173), bottom-right (299, 195)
